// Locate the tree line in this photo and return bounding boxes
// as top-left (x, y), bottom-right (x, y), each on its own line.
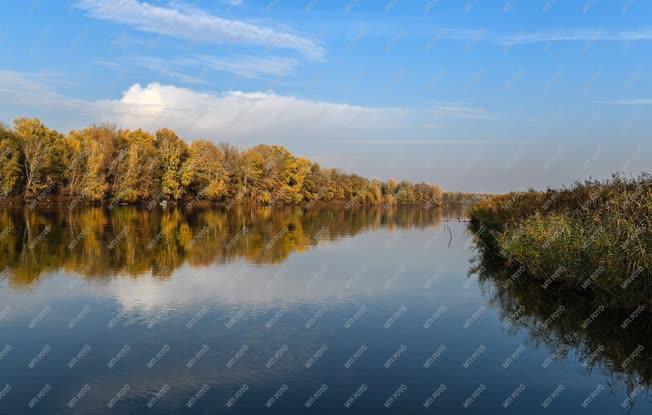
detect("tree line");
top-left (0, 117), bottom-right (444, 206)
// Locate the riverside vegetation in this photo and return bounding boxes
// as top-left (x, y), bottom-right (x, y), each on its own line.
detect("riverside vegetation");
top-left (468, 174), bottom-right (652, 309)
top-left (0, 117), bottom-right (445, 207)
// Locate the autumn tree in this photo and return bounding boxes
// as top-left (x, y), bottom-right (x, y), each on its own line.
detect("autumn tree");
top-left (13, 117), bottom-right (64, 196)
top-left (218, 143), bottom-right (243, 199)
top-left (414, 182), bottom-right (442, 205)
top-left (238, 147), bottom-right (263, 201)
top-left (76, 125), bottom-right (121, 201)
top-left (156, 128), bottom-right (188, 201)
top-left (0, 123), bottom-right (23, 196)
top-left (244, 145), bottom-right (310, 205)
top-left (113, 129), bottom-right (160, 202)
top-left (370, 179), bottom-right (383, 204)
top-left (182, 140), bottom-right (228, 200)
top-left (301, 163), bottom-right (323, 203)
top-left (61, 129), bottom-right (87, 196)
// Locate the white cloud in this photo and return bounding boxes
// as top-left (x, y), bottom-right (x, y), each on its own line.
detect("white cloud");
top-left (104, 82), bottom-right (413, 143)
top-left (0, 70), bottom-right (417, 143)
top-left (0, 69), bottom-right (493, 151)
top-left (74, 0), bottom-right (324, 59)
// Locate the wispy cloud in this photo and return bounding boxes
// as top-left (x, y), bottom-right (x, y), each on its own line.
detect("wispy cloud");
top-left (93, 59), bottom-right (126, 72)
top-left (74, 0), bottom-right (324, 59)
top-left (499, 29), bottom-right (652, 45)
top-left (0, 70), bottom-right (88, 110)
top-left (429, 104), bottom-right (495, 120)
top-left (131, 54), bottom-right (298, 80)
top-left (422, 26), bottom-right (652, 46)
top-left (193, 55), bottom-right (298, 78)
top-left (131, 57), bottom-right (209, 84)
top-left (596, 98), bottom-right (652, 105)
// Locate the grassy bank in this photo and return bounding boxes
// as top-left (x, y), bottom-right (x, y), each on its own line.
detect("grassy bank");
top-left (468, 174), bottom-right (651, 308)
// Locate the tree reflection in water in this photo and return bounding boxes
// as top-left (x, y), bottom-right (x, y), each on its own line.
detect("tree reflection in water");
top-left (469, 233), bottom-right (651, 410)
top-left (0, 205), bottom-right (459, 288)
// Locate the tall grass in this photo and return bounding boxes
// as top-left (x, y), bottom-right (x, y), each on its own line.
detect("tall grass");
top-left (468, 173), bottom-right (652, 308)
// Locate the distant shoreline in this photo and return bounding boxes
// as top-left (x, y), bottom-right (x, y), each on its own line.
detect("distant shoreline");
top-left (0, 194), bottom-right (488, 209)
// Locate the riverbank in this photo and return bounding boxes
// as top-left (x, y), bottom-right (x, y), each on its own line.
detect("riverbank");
top-left (468, 174), bottom-right (651, 309)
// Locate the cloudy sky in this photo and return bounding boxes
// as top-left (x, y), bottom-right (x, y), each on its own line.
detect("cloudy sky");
top-left (0, 0), bottom-right (650, 192)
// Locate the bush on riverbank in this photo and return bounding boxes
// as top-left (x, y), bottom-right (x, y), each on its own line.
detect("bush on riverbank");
top-left (468, 174), bottom-right (652, 308)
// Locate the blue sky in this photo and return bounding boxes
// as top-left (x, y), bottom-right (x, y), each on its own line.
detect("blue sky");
top-left (0, 0), bottom-right (650, 192)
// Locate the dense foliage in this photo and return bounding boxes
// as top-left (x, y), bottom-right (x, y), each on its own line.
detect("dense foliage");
top-left (0, 118), bottom-right (443, 206)
top-left (468, 174), bottom-right (652, 308)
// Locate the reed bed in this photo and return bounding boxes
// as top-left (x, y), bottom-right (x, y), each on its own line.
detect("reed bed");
top-left (468, 174), bottom-right (652, 308)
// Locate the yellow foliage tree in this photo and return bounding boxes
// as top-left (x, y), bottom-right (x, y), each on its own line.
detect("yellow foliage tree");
top-left (156, 128), bottom-right (188, 201)
top-left (12, 117), bottom-right (64, 196)
top-left (113, 129), bottom-right (160, 202)
top-left (0, 124), bottom-right (23, 196)
top-left (181, 140), bottom-right (228, 200)
top-left (78, 125), bottom-right (121, 201)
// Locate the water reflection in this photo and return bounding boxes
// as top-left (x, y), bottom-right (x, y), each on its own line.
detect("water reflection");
top-left (0, 206), bottom-right (461, 288)
top-left (470, 236), bottom-right (651, 407)
top-left (1, 207), bottom-right (650, 413)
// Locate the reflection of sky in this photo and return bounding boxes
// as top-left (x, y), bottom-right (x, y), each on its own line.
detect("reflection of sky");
top-left (0, 222), bottom-right (649, 414)
top-left (92, 226), bottom-right (473, 311)
top-left (0, 224), bottom-right (474, 311)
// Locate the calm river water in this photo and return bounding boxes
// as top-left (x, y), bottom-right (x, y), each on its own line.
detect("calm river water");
top-left (0, 206), bottom-right (649, 414)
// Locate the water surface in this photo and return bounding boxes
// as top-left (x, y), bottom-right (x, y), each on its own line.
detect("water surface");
top-left (0, 206), bottom-right (649, 414)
